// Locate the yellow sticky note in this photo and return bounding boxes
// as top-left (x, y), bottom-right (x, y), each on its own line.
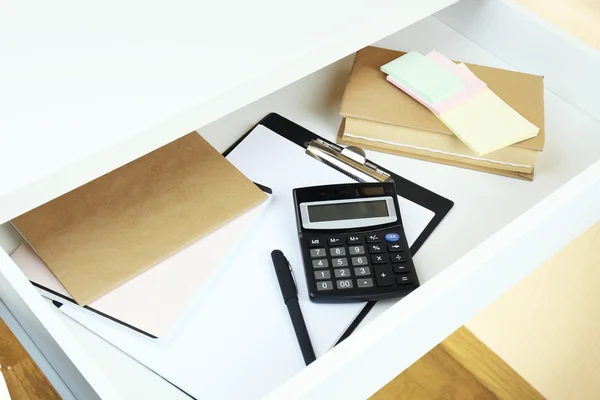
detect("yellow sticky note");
top-left (438, 88), bottom-right (539, 156)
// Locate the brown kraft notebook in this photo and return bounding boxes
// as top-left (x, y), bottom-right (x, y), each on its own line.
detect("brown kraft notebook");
top-left (11, 132), bottom-right (268, 305)
top-left (340, 46), bottom-right (545, 152)
top-left (339, 124), bottom-right (535, 181)
top-left (342, 116), bottom-right (538, 173)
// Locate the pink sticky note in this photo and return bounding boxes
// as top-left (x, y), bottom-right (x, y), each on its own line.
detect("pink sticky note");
top-left (387, 51), bottom-right (487, 115)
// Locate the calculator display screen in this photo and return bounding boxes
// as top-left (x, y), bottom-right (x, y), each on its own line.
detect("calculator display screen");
top-left (307, 200), bottom-right (389, 223)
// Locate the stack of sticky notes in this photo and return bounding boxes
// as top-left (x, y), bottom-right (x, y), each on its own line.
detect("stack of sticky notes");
top-left (338, 46), bottom-right (545, 180)
top-left (381, 51), bottom-right (540, 157)
top-left (383, 51), bottom-right (487, 115)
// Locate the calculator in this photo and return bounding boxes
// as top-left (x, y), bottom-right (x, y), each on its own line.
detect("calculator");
top-left (293, 182), bottom-right (419, 302)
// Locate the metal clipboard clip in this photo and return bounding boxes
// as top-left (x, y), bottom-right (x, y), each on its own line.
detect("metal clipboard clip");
top-left (305, 139), bottom-right (392, 183)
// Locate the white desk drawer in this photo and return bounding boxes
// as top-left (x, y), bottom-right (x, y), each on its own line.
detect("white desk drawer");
top-left (1, 0), bottom-right (600, 398)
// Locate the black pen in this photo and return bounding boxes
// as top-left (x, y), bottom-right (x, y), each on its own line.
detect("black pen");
top-left (271, 249), bottom-right (317, 366)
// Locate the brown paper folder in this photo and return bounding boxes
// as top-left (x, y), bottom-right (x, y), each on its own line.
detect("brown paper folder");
top-left (340, 46), bottom-right (545, 151)
top-left (11, 133), bottom-right (268, 305)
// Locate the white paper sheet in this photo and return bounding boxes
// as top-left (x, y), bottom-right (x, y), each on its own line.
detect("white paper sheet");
top-left (60, 125), bottom-right (435, 399)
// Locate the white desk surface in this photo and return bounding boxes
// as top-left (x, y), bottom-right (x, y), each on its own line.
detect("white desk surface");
top-left (0, 0), bottom-right (457, 223)
top-left (1, 12), bottom-right (599, 399)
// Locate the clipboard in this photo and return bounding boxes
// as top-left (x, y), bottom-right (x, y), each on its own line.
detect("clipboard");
top-left (225, 113), bottom-right (454, 342)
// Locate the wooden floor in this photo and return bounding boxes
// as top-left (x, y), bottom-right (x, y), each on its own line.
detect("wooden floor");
top-left (371, 327), bottom-right (543, 400)
top-left (0, 318), bottom-right (60, 400)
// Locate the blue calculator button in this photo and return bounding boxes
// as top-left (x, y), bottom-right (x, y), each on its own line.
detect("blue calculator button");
top-left (385, 233), bottom-right (400, 242)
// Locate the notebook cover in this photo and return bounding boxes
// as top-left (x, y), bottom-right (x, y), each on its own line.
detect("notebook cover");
top-left (339, 121), bottom-right (534, 181)
top-left (342, 117), bottom-right (537, 173)
top-left (11, 199), bottom-right (270, 337)
top-left (11, 132), bottom-right (268, 305)
top-left (340, 46), bottom-right (545, 151)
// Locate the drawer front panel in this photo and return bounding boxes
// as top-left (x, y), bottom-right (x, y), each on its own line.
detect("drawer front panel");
top-left (0, 250), bottom-right (117, 399)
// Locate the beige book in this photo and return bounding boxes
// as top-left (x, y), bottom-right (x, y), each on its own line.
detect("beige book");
top-left (11, 132), bottom-right (268, 305)
top-left (340, 46), bottom-right (545, 152)
top-left (338, 120), bottom-right (535, 181)
top-left (343, 117), bottom-right (538, 174)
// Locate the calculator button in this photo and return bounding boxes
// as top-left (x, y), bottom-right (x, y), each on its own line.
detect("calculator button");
top-left (307, 238), bottom-right (324, 247)
top-left (312, 259), bottom-right (329, 269)
top-left (391, 253), bottom-right (409, 263)
top-left (328, 237), bottom-right (343, 246)
top-left (332, 258), bottom-right (348, 267)
top-left (375, 266), bottom-right (394, 287)
top-left (385, 233), bottom-right (401, 242)
top-left (314, 270), bottom-right (331, 280)
top-left (368, 244), bottom-right (384, 253)
top-left (393, 264), bottom-right (409, 274)
top-left (316, 281), bottom-right (333, 291)
top-left (388, 244), bottom-right (403, 252)
top-left (351, 256), bottom-right (368, 266)
top-left (334, 268), bottom-right (351, 278)
top-left (348, 245), bottom-right (365, 255)
top-left (357, 278), bottom-right (374, 288)
top-left (330, 247), bottom-right (346, 256)
top-left (354, 266), bottom-right (371, 276)
top-left (371, 254), bottom-right (388, 264)
top-left (397, 275), bottom-right (413, 285)
top-left (336, 279), bottom-right (354, 289)
top-left (310, 248), bottom-right (326, 258)
top-left (347, 235), bottom-right (362, 244)
top-left (366, 234), bottom-right (382, 243)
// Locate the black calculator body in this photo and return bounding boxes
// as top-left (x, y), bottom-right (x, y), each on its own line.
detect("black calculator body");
top-left (293, 182), bottom-right (419, 302)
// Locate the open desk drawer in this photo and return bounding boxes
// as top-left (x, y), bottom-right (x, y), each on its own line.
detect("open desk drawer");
top-left (1, 0), bottom-right (600, 398)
